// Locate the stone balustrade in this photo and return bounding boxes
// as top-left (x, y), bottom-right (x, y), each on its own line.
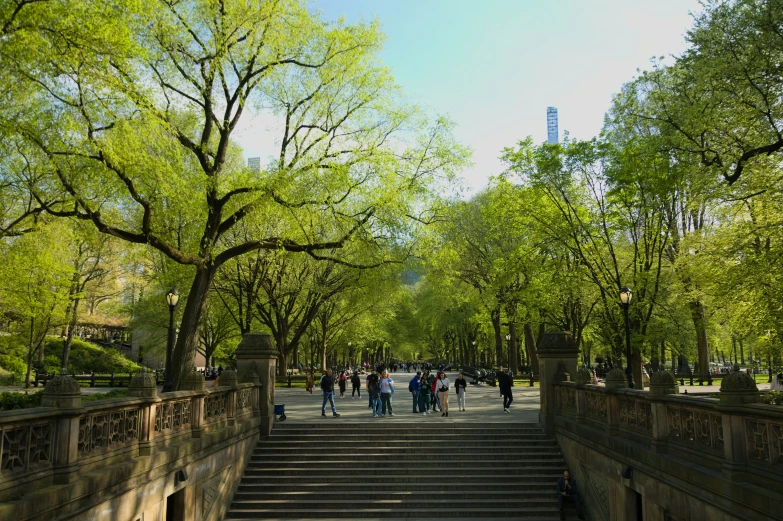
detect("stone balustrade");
top-left (0, 382), bottom-right (260, 502)
top-left (553, 381), bottom-right (783, 478)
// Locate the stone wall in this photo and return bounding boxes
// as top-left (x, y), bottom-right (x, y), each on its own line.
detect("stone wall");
top-left (552, 382), bottom-right (783, 521)
top-left (0, 379), bottom-right (262, 521)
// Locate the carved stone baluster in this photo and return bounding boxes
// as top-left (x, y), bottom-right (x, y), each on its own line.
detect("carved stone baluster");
top-left (41, 375), bottom-right (82, 484)
top-left (220, 370), bottom-right (238, 426)
top-left (182, 372), bottom-right (207, 438)
top-left (604, 368), bottom-right (627, 436)
top-left (718, 365), bottom-right (759, 478)
top-left (128, 372), bottom-right (159, 456)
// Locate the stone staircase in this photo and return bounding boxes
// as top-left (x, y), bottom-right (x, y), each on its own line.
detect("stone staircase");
top-left (226, 422), bottom-right (567, 520)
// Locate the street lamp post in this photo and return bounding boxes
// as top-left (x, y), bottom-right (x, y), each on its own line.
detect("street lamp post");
top-left (162, 289), bottom-right (179, 393)
top-left (620, 286), bottom-right (635, 389)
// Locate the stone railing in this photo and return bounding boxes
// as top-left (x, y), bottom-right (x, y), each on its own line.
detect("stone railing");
top-left (0, 382), bottom-right (260, 500)
top-left (553, 381), bottom-right (783, 483)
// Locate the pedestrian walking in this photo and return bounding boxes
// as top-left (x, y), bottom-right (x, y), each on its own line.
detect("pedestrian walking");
top-left (338, 371), bottom-right (347, 398)
top-left (305, 371), bottom-right (314, 395)
top-left (320, 369), bottom-right (340, 417)
top-left (409, 371), bottom-right (421, 413)
top-left (455, 372), bottom-right (467, 411)
top-left (366, 370), bottom-right (374, 408)
top-left (437, 372), bottom-right (450, 417)
top-left (430, 372), bottom-right (441, 412)
top-left (418, 371), bottom-right (431, 414)
top-left (498, 366), bottom-right (513, 413)
top-left (351, 371), bottom-right (361, 398)
top-left (367, 370), bottom-right (382, 418)
top-left (379, 371), bottom-right (395, 416)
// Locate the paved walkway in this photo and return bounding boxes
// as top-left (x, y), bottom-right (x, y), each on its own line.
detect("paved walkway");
top-left (273, 372), bottom-right (541, 424)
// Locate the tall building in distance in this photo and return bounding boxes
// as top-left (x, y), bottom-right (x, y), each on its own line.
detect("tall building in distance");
top-left (546, 106), bottom-right (558, 144)
top-left (247, 157), bottom-right (261, 172)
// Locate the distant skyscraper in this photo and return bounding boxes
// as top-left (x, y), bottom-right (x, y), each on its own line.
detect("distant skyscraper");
top-left (247, 157), bottom-right (261, 172)
top-left (547, 107), bottom-right (558, 144)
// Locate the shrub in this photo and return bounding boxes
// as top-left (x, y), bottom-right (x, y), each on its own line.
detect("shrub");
top-left (761, 391), bottom-right (783, 406)
top-left (0, 391), bottom-right (42, 411)
top-left (43, 337), bottom-right (141, 374)
top-left (81, 389), bottom-right (128, 402)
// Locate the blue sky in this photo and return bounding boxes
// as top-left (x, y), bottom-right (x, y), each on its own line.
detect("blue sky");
top-left (237, 0), bottom-right (703, 193)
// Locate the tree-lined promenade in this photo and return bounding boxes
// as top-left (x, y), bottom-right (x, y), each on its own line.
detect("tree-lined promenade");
top-left (0, 0), bottom-right (782, 391)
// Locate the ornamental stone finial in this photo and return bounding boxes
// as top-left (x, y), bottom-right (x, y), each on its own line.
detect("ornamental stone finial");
top-left (181, 371), bottom-right (206, 392)
top-left (219, 369), bottom-right (238, 387)
top-left (128, 372), bottom-right (158, 398)
top-left (719, 365), bottom-right (758, 404)
top-left (41, 374), bottom-right (82, 408)
top-left (649, 370), bottom-right (678, 396)
top-left (574, 367), bottom-right (592, 386)
top-left (605, 367), bottom-right (628, 390)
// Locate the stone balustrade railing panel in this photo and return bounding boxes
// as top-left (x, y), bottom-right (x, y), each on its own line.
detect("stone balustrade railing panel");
top-left (553, 382), bottom-right (783, 478)
top-left (0, 384), bottom-right (260, 494)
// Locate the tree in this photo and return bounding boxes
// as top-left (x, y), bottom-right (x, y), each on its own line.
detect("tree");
top-left (2, 0), bottom-right (468, 388)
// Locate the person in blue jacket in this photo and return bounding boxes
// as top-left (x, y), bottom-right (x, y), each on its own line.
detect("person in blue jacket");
top-left (409, 372), bottom-right (421, 413)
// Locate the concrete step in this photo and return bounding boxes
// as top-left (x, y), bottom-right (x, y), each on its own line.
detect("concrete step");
top-left (237, 482), bottom-right (557, 493)
top-left (230, 498), bottom-right (557, 509)
top-left (238, 473), bottom-right (564, 485)
top-left (233, 490), bottom-right (556, 500)
top-left (258, 437), bottom-right (557, 450)
top-left (251, 450), bottom-right (562, 460)
top-left (247, 457), bottom-right (564, 468)
top-left (225, 507), bottom-right (560, 518)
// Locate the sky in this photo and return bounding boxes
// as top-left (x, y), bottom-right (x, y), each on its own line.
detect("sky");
top-left (235, 0), bottom-right (704, 194)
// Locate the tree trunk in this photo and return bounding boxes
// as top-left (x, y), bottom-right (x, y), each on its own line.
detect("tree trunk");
top-left (490, 308), bottom-right (503, 367)
top-left (509, 322), bottom-right (519, 375)
top-left (689, 300), bottom-right (710, 382)
top-left (61, 298), bottom-right (81, 371)
top-left (171, 265), bottom-right (216, 390)
top-left (524, 323), bottom-right (540, 377)
top-left (739, 336), bottom-right (745, 365)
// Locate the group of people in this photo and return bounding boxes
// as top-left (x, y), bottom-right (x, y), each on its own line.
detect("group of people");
top-left (407, 370), bottom-right (466, 415)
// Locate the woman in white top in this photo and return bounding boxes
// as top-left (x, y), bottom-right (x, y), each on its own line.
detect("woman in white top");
top-left (437, 372), bottom-right (451, 417)
top-left (771, 372), bottom-right (783, 392)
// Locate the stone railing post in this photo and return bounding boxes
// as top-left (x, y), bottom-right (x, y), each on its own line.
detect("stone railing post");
top-left (181, 372), bottom-right (207, 438)
top-left (537, 331), bottom-right (578, 436)
top-left (573, 368), bottom-right (591, 422)
top-left (128, 372), bottom-right (159, 456)
top-left (649, 371), bottom-right (678, 452)
top-left (41, 375), bottom-right (82, 484)
top-left (236, 332), bottom-right (278, 435)
top-left (604, 368), bottom-right (627, 436)
top-left (718, 364), bottom-right (759, 478)
top-left (220, 370), bottom-right (238, 426)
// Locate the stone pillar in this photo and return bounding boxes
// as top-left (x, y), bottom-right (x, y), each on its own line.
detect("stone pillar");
top-left (538, 331), bottom-right (579, 436)
top-left (220, 370), bottom-right (238, 426)
top-left (719, 364), bottom-right (758, 479)
top-left (41, 375), bottom-right (82, 484)
top-left (182, 372), bottom-right (206, 439)
top-left (128, 372), bottom-right (159, 456)
top-left (235, 332), bottom-right (278, 435)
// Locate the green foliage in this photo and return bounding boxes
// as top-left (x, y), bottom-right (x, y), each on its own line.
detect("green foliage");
top-left (0, 391), bottom-right (42, 411)
top-left (43, 337), bottom-right (141, 375)
top-left (81, 389), bottom-right (129, 402)
top-left (761, 391), bottom-right (783, 406)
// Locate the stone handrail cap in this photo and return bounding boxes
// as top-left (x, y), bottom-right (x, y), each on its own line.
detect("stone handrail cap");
top-left (719, 364), bottom-right (758, 404)
top-left (649, 370), bottom-right (678, 396)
